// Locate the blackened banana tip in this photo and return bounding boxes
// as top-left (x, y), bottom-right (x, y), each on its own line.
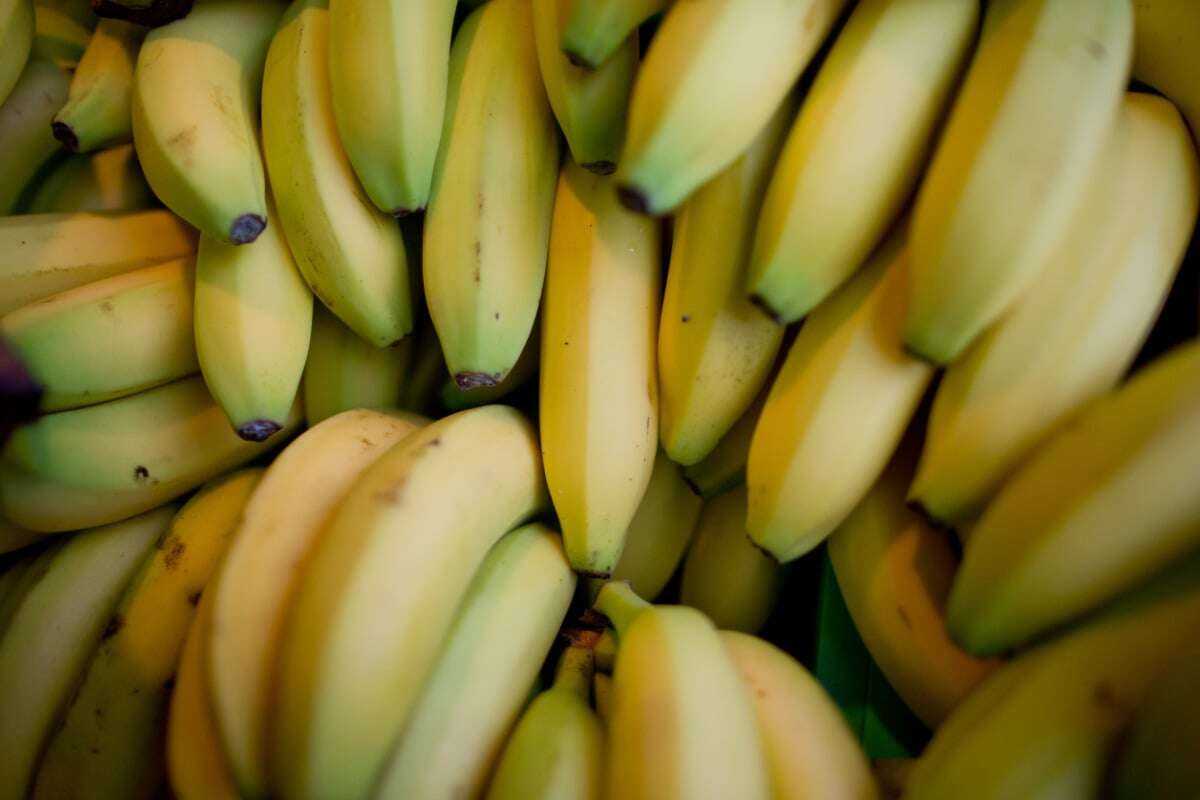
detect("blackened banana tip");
top-left (230, 214), bottom-right (267, 245)
top-left (582, 160), bottom-right (617, 176)
top-left (454, 371), bottom-right (501, 390)
top-left (236, 419), bottom-right (282, 442)
top-left (50, 121), bottom-right (78, 153)
top-left (615, 184), bottom-right (652, 215)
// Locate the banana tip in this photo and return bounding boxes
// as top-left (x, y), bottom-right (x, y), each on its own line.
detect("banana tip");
top-left (236, 419), bottom-right (282, 442)
top-left (229, 214), bottom-right (267, 245)
top-left (50, 121), bottom-right (78, 153)
top-left (582, 161), bottom-right (617, 176)
top-left (453, 371), bottom-right (501, 390)
top-left (747, 294), bottom-right (786, 326)
top-left (562, 48), bottom-right (597, 70)
top-left (615, 184), bottom-right (654, 216)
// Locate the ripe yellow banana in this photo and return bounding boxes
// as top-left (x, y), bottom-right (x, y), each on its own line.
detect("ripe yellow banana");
top-left (658, 95), bottom-right (792, 466)
top-left (0, 0), bottom-right (33, 105)
top-left (615, 0), bottom-right (846, 215)
top-left (681, 486), bottom-right (784, 634)
top-left (272, 406), bottom-right (547, 800)
top-left (51, 19), bottom-right (143, 153)
top-left (595, 581), bottom-right (771, 800)
top-left (263, 0), bottom-right (412, 347)
top-left (1132, 0), bottom-right (1200, 146)
top-left (0, 375), bottom-right (299, 532)
top-left (910, 91), bottom-right (1200, 525)
top-left (746, 231), bottom-right (934, 562)
top-left (904, 0), bottom-right (1133, 364)
top-left (486, 646), bottom-right (605, 800)
top-left (32, 469), bottom-right (261, 800)
top-left (374, 523), bottom-right (576, 800)
top-left (747, 0), bottom-right (979, 324)
top-left (561, 0), bottom-right (665, 69)
top-left (195, 194), bottom-right (313, 441)
top-left (682, 383), bottom-right (767, 498)
top-left (209, 408), bottom-right (424, 798)
top-left (0, 505), bottom-right (171, 800)
top-left (132, 0), bottom-right (282, 243)
top-left (1, 256), bottom-right (198, 412)
top-left (721, 631), bottom-right (879, 800)
top-left (25, 144), bottom-right (155, 213)
top-left (533, 0), bottom-right (636, 173)
top-left (0, 58), bottom-right (69, 214)
top-left (423, 0), bottom-right (560, 386)
top-left (328, 0), bottom-right (455, 215)
top-left (0, 210), bottom-right (196, 316)
top-left (540, 160), bottom-right (661, 577)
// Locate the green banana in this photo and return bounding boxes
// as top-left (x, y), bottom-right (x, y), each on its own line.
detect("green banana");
top-left (595, 581), bottom-right (771, 800)
top-left (948, 337), bottom-right (1200, 656)
top-left (615, 0), bottom-right (846, 215)
top-left (208, 408), bottom-right (424, 799)
top-left (906, 550), bottom-right (1200, 799)
top-left (746, 0), bottom-right (979, 324)
top-left (195, 193), bottom-right (313, 441)
top-left (910, 91), bottom-right (1199, 525)
top-left (272, 406), bottom-right (547, 800)
top-left (681, 486), bottom-right (784, 634)
top-left (32, 469), bottom-right (261, 800)
top-left (682, 383), bottom-right (766, 498)
top-left (1, 256), bottom-right (199, 412)
top-left (0, 505), bottom-right (171, 800)
top-left (658, 94), bottom-right (792, 466)
top-left (132, 0), bottom-right (282, 244)
top-left (0, 210), bottom-right (195, 316)
top-left (51, 19), bottom-right (144, 152)
top-left (423, 0), bottom-right (560, 386)
top-left (328, 0), bottom-right (455, 215)
top-left (0, 58), bottom-right (69, 214)
top-left (540, 160), bottom-right (661, 577)
top-left (560, 0), bottom-right (665, 69)
top-left (263, 0), bottom-right (413, 347)
top-left (374, 523), bottom-right (577, 799)
top-left (533, 0), bottom-right (636, 174)
top-left (0, 375), bottom-right (300, 532)
top-left (721, 631), bottom-right (879, 800)
top-left (438, 322), bottom-right (539, 411)
top-left (0, 0), bottom-right (33, 105)
top-left (487, 646), bottom-right (604, 800)
top-left (903, 0), bottom-right (1133, 364)
top-left (746, 230), bottom-right (934, 562)
top-left (25, 144), bottom-right (156, 213)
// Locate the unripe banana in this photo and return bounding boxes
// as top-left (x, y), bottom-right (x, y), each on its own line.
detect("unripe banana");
top-left (25, 144), bottom-right (155, 213)
top-left (0, 0), bottom-right (33, 105)
top-left (560, 0), bottom-right (665, 69)
top-left (51, 19), bottom-right (144, 152)
top-left (0, 58), bottom-right (68, 214)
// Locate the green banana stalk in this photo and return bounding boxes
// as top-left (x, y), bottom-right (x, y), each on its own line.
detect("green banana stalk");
top-left (132, 0), bottom-right (282, 243)
top-left (32, 469), bottom-right (261, 800)
top-left (51, 19), bottom-right (144, 152)
top-left (682, 383), bottom-right (767, 498)
top-left (0, 58), bottom-right (69, 214)
top-left (328, 0), bottom-right (455, 215)
top-left (0, 0), bottom-right (33, 105)
top-left (615, 0), bottom-right (847, 215)
top-left (423, 0), bottom-right (560, 386)
top-left (263, 0), bottom-right (413, 347)
top-left (1, 256), bottom-right (199, 411)
top-left (560, 0), bottom-right (665, 69)
top-left (25, 144), bottom-right (156, 213)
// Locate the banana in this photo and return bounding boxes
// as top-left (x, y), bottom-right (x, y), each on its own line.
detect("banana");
top-left (399, 319), bottom-right (448, 415)
top-left (910, 91), bottom-right (1200, 525)
top-left (905, 549), bottom-right (1200, 800)
top-left (540, 160), bottom-right (661, 577)
top-left (0, 540), bottom-right (60, 636)
top-left (423, 0), bottom-right (559, 386)
top-left (0, 210), bottom-right (196, 316)
top-left (132, 0), bottom-right (281, 244)
top-left (594, 581), bottom-right (771, 800)
top-left (0, 0), bottom-right (33, 105)
top-left (746, 0), bottom-right (979, 324)
top-left (533, 0), bottom-right (636, 174)
top-left (0, 375), bottom-right (299, 532)
top-left (827, 442), bottom-right (998, 729)
top-left (51, 19), bottom-right (144, 153)
top-left (301, 303), bottom-right (411, 427)
top-left (721, 631), bottom-right (879, 800)
top-left (746, 230), bottom-right (934, 562)
top-left (263, 0), bottom-right (413, 347)
top-left (32, 469), bottom-right (261, 800)
top-left (0, 58), bottom-right (69, 214)
top-left (439, 322), bottom-right (539, 411)
top-left (948, 337), bottom-right (1200, 656)
top-left (592, 671), bottom-right (613, 724)
top-left (608, 448), bottom-right (704, 601)
top-left (375, 523), bottom-right (577, 800)
top-left (615, 0), bottom-right (846, 216)
top-left (328, 0), bottom-right (455, 215)
top-left (593, 629), bottom-right (616, 673)
top-left (1132, 0), bottom-right (1200, 146)
top-left (560, 0), bottom-right (664, 69)
top-left (209, 408), bottom-right (424, 798)
top-left (680, 486), bottom-right (784, 634)
top-left (658, 95), bottom-right (792, 466)
top-left (30, 0), bottom-right (90, 69)
top-left (272, 406), bottom-right (547, 800)
top-left (486, 646), bottom-right (605, 800)
top-left (1, 256), bottom-right (199, 412)
top-left (903, 0), bottom-right (1133, 365)
top-left (0, 505), bottom-right (171, 800)
top-left (196, 194), bottom-right (313, 441)
top-left (682, 383), bottom-right (766, 498)
top-left (92, 0), bottom-right (191, 27)
top-left (25, 144), bottom-right (156, 213)
top-left (0, 515), bottom-right (42, 556)
top-left (167, 586), bottom-right (240, 800)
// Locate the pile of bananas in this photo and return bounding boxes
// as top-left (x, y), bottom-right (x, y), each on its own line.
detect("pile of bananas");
top-left (1, 0), bottom-right (1199, 797)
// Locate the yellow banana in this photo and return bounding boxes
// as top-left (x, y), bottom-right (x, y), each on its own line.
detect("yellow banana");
top-left (0, 0), bottom-right (33, 105)
top-left (51, 19), bottom-right (144, 153)
top-left (682, 383), bottom-right (767, 498)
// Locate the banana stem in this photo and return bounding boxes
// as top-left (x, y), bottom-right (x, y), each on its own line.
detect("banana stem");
top-left (593, 581), bottom-right (650, 637)
top-left (553, 646), bottom-right (595, 700)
